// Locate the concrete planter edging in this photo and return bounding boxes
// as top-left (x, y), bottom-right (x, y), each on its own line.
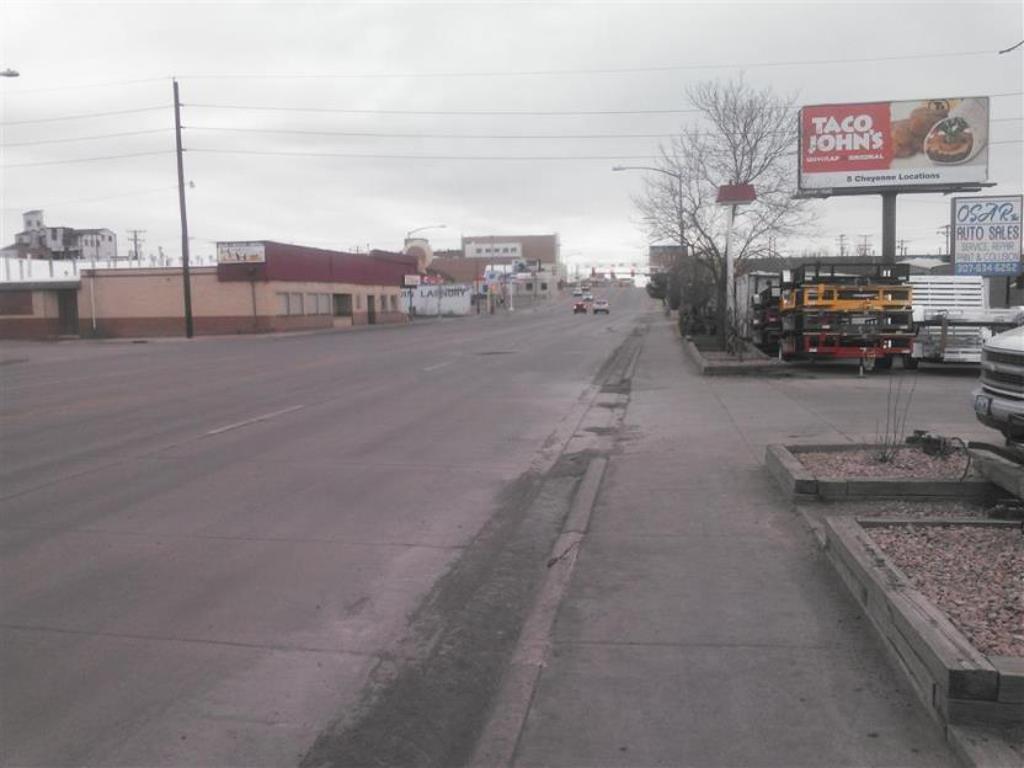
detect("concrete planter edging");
top-left (765, 443), bottom-right (1000, 501)
top-left (681, 336), bottom-right (787, 377)
top-left (822, 516), bottom-right (1023, 734)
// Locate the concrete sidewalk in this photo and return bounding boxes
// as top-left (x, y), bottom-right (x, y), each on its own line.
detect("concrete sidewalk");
top-left (510, 317), bottom-right (957, 767)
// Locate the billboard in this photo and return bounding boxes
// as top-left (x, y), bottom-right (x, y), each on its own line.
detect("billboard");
top-left (799, 97), bottom-right (989, 192)
top-left (952, 195), bottom-right (1023, 276)
top-left (217, 242), bottom-right (266, 264)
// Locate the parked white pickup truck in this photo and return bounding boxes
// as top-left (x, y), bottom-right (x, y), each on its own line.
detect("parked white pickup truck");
top-left (973, 326), bottom-right (1024, 443)
top-left (905, 275), bottom-right (1022, 367)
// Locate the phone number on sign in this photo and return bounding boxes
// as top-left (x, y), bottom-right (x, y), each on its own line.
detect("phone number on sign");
top-left (955, 261), bottom-right (1023, 275)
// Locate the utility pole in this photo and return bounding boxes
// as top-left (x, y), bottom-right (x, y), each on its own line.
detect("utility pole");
top-left (937, 224), bottom-right (951, 257)
top-left (857, 234), bottom-right (873, 258)
top-left (835, 234), bottom-right (848, 258)
top-left (897, 239), bottom-right (908, 258)
top-left (173, 79), bottom-right (194, 338)
top-left (127, 229), bottom-right (145, 265)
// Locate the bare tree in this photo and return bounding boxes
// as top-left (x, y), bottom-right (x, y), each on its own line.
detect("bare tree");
top-left (633, 77), bottom-right (814, 342)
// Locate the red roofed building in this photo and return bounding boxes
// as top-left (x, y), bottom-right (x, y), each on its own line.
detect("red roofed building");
top-left (0, 240), bottom-right (418, 339)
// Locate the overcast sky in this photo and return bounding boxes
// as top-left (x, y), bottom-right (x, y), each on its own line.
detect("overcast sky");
top-left (2, 1), bottom-right (1021, 270)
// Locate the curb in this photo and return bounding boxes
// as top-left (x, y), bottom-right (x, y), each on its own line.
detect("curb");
top-left (948, 724), bottom-right (1024, 768)
top-left (822, 516), bottom-right (1023, 764)
top-left (765, 443), bottom-right (1001, 501)
top-left (470, 456), bottom-right (609, 768)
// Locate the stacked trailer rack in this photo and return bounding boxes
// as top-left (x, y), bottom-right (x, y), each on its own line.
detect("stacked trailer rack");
top-left (751, 285), bottom-right (783, 354)
top-left (779, 264), bottom-right (914, 370)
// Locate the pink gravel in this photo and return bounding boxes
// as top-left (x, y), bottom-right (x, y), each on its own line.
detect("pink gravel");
top-left (798, 447), bottom-right (973, 479)
top-left (868, 525), bottom-right (1024, 657)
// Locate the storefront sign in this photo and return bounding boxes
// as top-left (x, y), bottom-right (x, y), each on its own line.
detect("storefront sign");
top-left (217, 242), bottom-right (266, 264)
top-left (799, 97), bottom-right (989, 192)
top-left (952, 195), bottom-right (1023, 276)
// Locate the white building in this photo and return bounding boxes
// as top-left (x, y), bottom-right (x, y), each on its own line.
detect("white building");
top-left (2, 210), bottom-right (117, 261)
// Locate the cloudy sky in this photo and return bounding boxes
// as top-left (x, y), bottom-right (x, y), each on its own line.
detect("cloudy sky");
top-left (1, 1), bottom-right (1021, 270)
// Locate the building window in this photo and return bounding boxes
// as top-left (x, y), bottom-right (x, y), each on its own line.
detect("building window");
top-left (355, 294), bottom-right (362, 310)
top-left (319, 294), bottom-right (331, 314)
top-left (526, 282), bottom-right (533, 291)
top-left (390, 295), bottom-right (397, 311)
top-left (541, 282), bottom-right (548, 291)
top-left (277, 292), bottom-right (290, 315)
top-left (290, 292), bottom-right (303, 315)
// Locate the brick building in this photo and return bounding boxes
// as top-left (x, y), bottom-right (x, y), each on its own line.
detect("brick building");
top-left (0, 241), bottom-right (417, 339)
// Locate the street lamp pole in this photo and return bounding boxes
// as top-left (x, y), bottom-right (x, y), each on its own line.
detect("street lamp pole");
top-left (612, 165), bottom-right (687, 265)
top-left (404, 224), bottom-right (446, 319)
top-left (406, 223), bottom-right (446, 241)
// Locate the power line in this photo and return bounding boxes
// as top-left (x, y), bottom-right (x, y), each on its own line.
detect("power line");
top-left (4, 92), bottom-right (1021, 126)
top-left (2, 150), bottom-right (174, 169)
top-left (4, 47), bottom-right (1017, 95)
top-left (186, 102), bottom-right (697, 116)
top-left (184, 124), bottom-right (1021, 142)
top-left (0, 129), bottom-right (171, 147)
top-left (3, 137), bottom-right (1013, 172)
top-left (186, 125), bottom-right (675, 140)
top-left (1, 77), bottom-right (169, 96)
top-left (187, 148), bottom-right (664, 161)
top-left (0, 106), bottom-right (167, 126)
top-left (174, 48), bottom-right (1004, 80)
top-left (1, 185), bottom-right (180, 210)
top-left (183, 92), bottom-right (1024, 119)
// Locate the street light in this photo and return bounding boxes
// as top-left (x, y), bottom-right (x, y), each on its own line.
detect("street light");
top-left (612, 164), bottom-right (688, 269)
top-left (406, 223), bottom-right (446, 240)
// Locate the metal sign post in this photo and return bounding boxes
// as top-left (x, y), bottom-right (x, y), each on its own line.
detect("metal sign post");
top-left (716, 183), bottom-right (757, 339)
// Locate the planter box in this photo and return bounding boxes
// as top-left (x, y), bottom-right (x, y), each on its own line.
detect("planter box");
top-left (682, 336), bottom-right (787, 377)
top-left (765, 443), bottom-right (1001, 502)
top-left (823, 516), bottom-right (1023, 734)
top-left (968, 447), bottom-right (1024, 500)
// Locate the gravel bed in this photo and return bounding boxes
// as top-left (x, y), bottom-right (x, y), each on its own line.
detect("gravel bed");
top-left (798, 446), bottom-right (973, 479)
top-left (868, 525), bottom-right (1024, 657)
top-left (833, 499), bottom-right (991, 518)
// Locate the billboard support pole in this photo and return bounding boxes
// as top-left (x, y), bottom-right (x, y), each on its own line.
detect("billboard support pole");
top-left (881, 192), bottom-right (897, 264)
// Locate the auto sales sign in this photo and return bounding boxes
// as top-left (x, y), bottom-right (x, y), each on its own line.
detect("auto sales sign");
top-left (799, 97), bottom-right (989, 192)
top-left (952, 196), bottom-right (1022, 276)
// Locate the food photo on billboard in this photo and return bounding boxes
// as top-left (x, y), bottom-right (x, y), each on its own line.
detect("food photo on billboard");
top-left (798, 97), bottom-right (990, 192)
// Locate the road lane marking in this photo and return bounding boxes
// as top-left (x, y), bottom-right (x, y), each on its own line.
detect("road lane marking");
top-left (204, 404), bottom-right (305, 437)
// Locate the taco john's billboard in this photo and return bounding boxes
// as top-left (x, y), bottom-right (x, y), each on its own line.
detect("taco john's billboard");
top-left (799, 97), bottom-right (989, 192)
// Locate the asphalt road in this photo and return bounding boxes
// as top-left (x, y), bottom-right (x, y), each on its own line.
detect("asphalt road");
top-left (0, 287), bottom-right (650, 766)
